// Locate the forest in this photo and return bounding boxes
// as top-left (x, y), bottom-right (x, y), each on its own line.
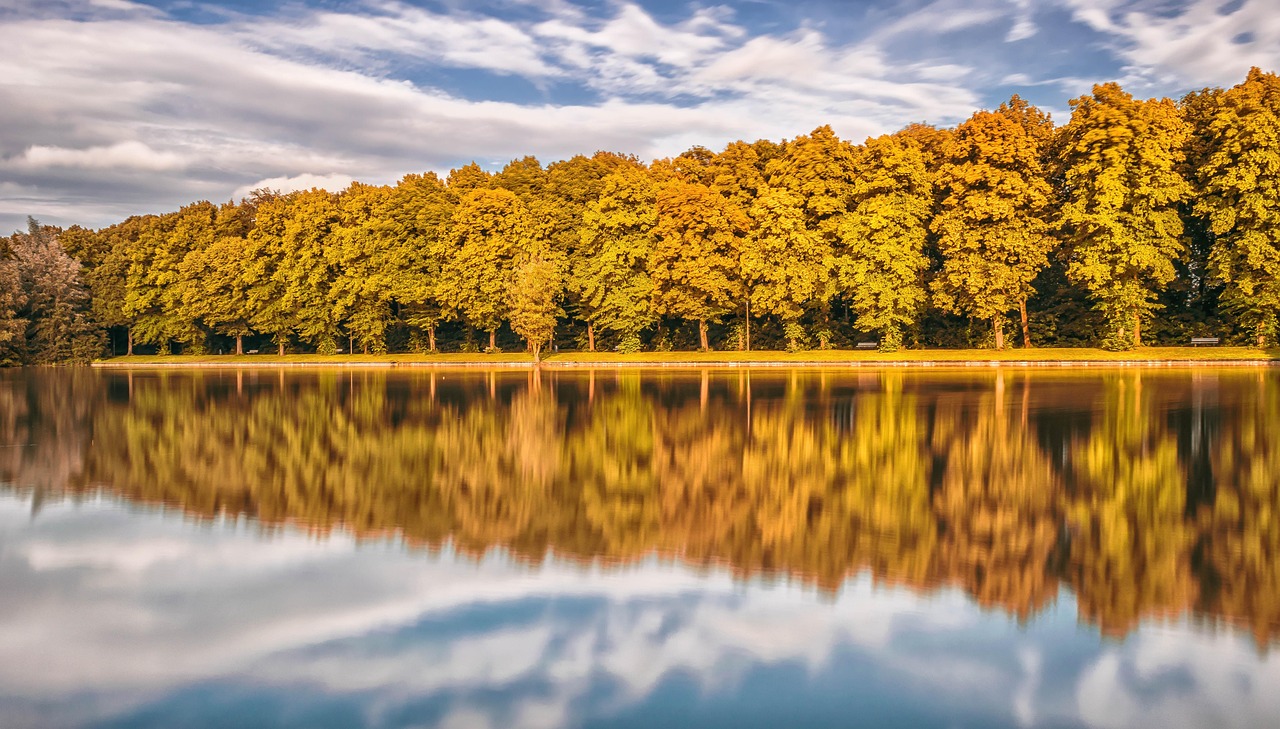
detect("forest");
top-left (4, 367), bottom-right (1278, 646)
top-left (2, 68), bottom-right (1279, 363)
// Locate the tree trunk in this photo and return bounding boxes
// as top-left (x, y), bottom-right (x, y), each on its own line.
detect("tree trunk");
top-left (127, 327), bottom-right (133, 356)
top-left (698, 319), bottom-right (709, 351)
top-left (994, 314), bottom-right (1005, 350)
top-left (278, 338), bottom-right (285, 356)
top-left (587, 323), bottom-right (595, 352)
top-left (1019, 298), bottom-right (1031, 348)
top-left (1133, 311), bottom-right (1142, 348)
top-left (531, 341), bottom-right (541, 362)
top-left (1260, 331), bottom-right (1267, 348)
top-left (235, 335), bottom-right (243, 356)
top-left (489, 329), bottom-right (496, 351)
top-left (348, 334), bottom-right (353, 355)
top-left (428, 325), bottom-right (436, 352)
top-left (745, 297), bottom-right (751, 352)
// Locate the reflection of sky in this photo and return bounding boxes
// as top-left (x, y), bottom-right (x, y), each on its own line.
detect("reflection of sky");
top-left (2, 495), bottom-right (1277, 729)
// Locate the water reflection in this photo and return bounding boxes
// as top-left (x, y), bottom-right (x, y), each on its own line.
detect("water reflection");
top-left (3, 366), bottom-right (1277, 651)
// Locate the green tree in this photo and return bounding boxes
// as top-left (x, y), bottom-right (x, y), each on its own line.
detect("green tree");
top-left (1198, 68), bottom-right (1280, 346)
top-left (838, 131), bottom-right (934, 351)
top-left (933, 109), bottom-right (1055, 349)
top-left (1058, 83), bottom-right (1192, 348)
top-left (651, 182), bottom-right (748, 350)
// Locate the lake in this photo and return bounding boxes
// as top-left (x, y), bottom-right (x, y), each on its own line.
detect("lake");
top-left (2, 366), bottom-right (1278, 729)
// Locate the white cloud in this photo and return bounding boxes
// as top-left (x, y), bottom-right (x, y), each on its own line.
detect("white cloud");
top-left (4, 0), bottom-right (1271, 233)
top-left (233, 173), bottom-right (357, 198)
top-left (7, 141), bottom-right (187, 171)
top-left (1055, 0), bottom-right (1280, 89)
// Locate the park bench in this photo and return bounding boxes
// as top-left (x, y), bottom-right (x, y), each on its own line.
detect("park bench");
top-left (247, 349), bottom-right (259, 354)
top-left (1190, 337), bottom-right (1220, 347)
top-left (855, 342), bottom-right (878, 350)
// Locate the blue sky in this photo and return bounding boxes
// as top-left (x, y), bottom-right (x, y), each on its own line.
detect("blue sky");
top-left (0, 0), bottom-right (1276, 233)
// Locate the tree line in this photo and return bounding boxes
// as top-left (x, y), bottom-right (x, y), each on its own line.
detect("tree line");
top-left (5, 367), bottom-right (1277, 646)
top-left (4, 68), bottom-right (1279, 362)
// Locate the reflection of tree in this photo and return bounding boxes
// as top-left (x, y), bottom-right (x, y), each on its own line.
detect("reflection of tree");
top-left (829, 373), bottom-right (936, 589)
top-left (1199, 374), bottom-right (1280, 646)
top-left (0, 369), bottom-right (100, 511)
top-left (930, 373), bottom-right (1064, 622)
top-left (1065, 373), bottom-right (1194, 637)
top-left (9, 368), bottom-right (1280, 648)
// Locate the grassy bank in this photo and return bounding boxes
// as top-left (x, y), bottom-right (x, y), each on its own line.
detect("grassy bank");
top-left (94, 346), bottom-right (1280, 367)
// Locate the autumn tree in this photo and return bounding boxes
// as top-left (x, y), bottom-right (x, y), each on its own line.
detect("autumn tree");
top-left (742, 186), bottom-right (828, 350)
top-left (837, 131), bottom-right (934, 351)
top-left (933, 108), bottom-right (1055, 349)
top-left (1058, 83), bottom-right (1191, 348)
top-left (576, 167), bottom-right (659, 352)
top-left (330, 182), bottom-right (397, 353)
top-left (443, 188), bottom-right (537, 351)
top-left (183, 199), bottom-right (264, 355)
top-left (0, 244), bottom-right (26, 365)
top-left (1198, 68), bottom-right (1280, 346)
top-left (385, 172), bottom-right (455, 352)
top-left (651, 182), bottom-right (749, 350)
top-left (2, 220), bottom-right (101, 363)
top-left (509, 255), bottom-right (561, 361)
top-left (124, 202), bottom-right (216, 352)
top-left (764, 126), bottom-right (856, 343)
top-left (275, 189), bottom-right (343, 353)
top-left (244, 193), bottom-right (297, 355)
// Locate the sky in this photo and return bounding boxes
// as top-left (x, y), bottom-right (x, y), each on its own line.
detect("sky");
top-left (0, 0), bottom-right (1276, 234)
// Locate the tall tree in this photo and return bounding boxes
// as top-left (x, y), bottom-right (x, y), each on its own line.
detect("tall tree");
top-left (331, 182), bottom-right (397, 354)
top-left (932, 109), bottom-right (1055, 349)
top-left (765, 125), bottom-right (856, 343)
top-left (184, 197), bottom-right (274, 355)
top-left (123, 203), bottom-right (214, 352)
top-left (443, 188), bottom-right (537, 351)
top-left (742, 186), bottom-right (828, 350)
top-left (0, 244), bottom-right (26, 365)
top-left (275, 189), bottom-right (343, 352)
top-left (837, 131), bottom-right (934, 351)
top-left (4, 220), bottom-right (101, 363)
top-left (244, 193), bottom-right (296, 355)
top-left (577, 167), bottom-right (659, 352)
top-left (1058, 83), bottom-right (1192, 348)
top-left (650, 182), bottom-right (748, 350)
top-left (1198, 68), bottom-right (1280, 346)
top-left (509, 255), bottom-right (561, 361)
top-left (386, 172), bottom-right (455, 352)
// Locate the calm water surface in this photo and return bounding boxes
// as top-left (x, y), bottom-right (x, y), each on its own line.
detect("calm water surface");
top-left (1, 366), bottom-right (1278, 729)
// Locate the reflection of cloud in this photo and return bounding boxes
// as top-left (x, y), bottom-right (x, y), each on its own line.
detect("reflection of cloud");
top-left (3, 494), bottom-right (1280, 729)
top-left (1076, 629), bottom-right (1280, 729)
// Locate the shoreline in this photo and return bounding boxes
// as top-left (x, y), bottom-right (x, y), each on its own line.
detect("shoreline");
top-left (90, 347), bottom-right (1280, 369)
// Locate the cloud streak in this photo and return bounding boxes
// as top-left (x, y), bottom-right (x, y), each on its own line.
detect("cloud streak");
top-left (0, 0), bottom-right (1275, 233)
